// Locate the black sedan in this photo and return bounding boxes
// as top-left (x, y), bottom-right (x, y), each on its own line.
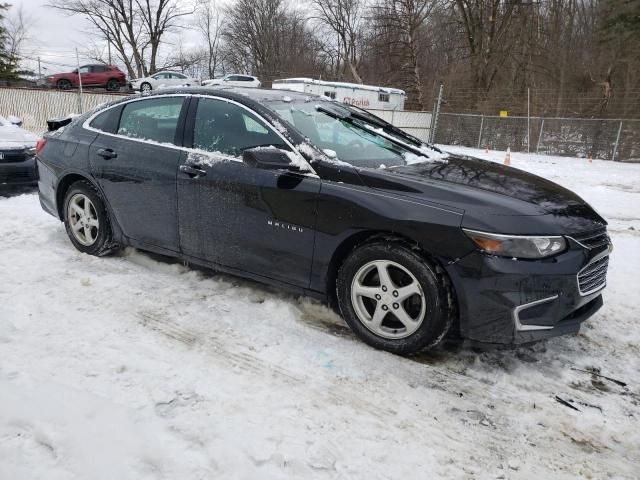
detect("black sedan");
top-left (36, 88), bottom-right (612, 354)
top-left (0, 116), bottom-right (38, 188)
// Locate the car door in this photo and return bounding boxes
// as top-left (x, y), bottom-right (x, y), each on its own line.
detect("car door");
top-left (177, 96), bottom-right (321, 288)
top-left (89, 95), bottom-right (188, 251)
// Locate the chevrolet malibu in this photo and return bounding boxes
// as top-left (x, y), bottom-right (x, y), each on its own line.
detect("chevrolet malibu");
top-left (36, 88), bottom-right (612, 355)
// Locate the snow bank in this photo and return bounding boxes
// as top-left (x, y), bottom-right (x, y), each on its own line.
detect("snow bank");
top-left (1, 149), bottom-right (639, 479)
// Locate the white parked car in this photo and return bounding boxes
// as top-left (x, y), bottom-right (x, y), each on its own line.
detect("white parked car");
top-left (129, 71), bottom-right (200, 92)
top-left (202, 74), bottom-right (261, 88)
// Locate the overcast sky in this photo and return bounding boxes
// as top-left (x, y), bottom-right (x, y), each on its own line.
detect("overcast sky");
top-left (14, 0), bottom-right (200, 77)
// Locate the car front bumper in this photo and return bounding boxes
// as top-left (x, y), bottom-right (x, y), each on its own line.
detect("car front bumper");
top-left (0, 156), bottom-right (38, 186)
top-left (444, 240), bottom-right (611, 345)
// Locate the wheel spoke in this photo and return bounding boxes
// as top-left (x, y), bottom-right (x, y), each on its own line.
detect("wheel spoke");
top-left (376, 262), bottom-right (394, 289)
top-left (83, 199), bottom-right (92, 217)
top-left (72, 220), bottom-right (83, 232)
top-left (396, 282), bottom-right (421, 301)
top-left (87, 218), bottom-right (99, 228)
top-left (83, 226), bottom-right (93, 243)
top-left (353, 284), bottom-right (380, 300)
top-left (71, 203), bottom-right (83, 217)
top-left (370, 304), bottom-right (387, 330)
top-left (393, 306), bottom-right (418, 332)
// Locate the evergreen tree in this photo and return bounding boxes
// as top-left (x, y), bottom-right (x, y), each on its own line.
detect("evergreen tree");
top-left (0, 3), bottom-right (18, 80)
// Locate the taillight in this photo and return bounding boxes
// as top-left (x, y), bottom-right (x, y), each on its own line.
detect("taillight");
top-left (35, 138), bottom-right (47, 155)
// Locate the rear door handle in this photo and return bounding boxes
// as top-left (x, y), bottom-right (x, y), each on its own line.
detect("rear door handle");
top-left (97, 148), bottom-right (117, 159)
top-left (179, 164), bottom-right (207, 177)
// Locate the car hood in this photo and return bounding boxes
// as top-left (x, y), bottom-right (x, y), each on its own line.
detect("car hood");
top-left (0, 124), bottom-right (38, 149)
top-left (357, 154), bottom-right (605, 234)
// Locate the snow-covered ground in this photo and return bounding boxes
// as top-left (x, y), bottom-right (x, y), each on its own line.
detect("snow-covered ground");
top-left (1, 148), bottom-right (639, 479)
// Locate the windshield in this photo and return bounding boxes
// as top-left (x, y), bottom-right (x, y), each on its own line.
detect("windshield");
top-left (265, 99), bottom-right (443, 169)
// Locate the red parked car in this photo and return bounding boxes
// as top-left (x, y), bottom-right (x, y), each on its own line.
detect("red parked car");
top-left (46, 64), bottom-right (126, 91)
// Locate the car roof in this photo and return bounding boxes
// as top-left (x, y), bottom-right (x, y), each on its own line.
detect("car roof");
top-left (138, 86), bottom-right (319, 105)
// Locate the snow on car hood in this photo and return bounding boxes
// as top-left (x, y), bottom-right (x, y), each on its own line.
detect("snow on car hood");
top-left (0, 118), bottom-right (38, 149)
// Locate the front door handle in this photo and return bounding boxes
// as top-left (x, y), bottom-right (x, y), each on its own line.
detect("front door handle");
top-left (97, 148), bottom-right (117, 159)
top-left (179, 164), bottom-right (207, 178)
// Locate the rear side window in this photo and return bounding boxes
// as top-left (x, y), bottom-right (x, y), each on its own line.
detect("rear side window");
top-left (92, 65), bottom-right (107, 73)
top-left (117, 97), bottom-right (184, 144)
top-left (89, 105), bottom-right (122, 134)
top-left (192, 98), bottom-right (287, 156)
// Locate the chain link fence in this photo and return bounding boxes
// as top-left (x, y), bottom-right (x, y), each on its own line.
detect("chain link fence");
top-left (433, 113), bottom-right (640, 161)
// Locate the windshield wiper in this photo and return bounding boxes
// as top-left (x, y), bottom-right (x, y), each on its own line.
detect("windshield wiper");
top-left (345, 105), bottom-right (441, 152)
top-left (315, 105), bottom-right (431, 159)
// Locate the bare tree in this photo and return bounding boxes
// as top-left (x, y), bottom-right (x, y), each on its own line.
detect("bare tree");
top-left (49, 0), bottom-right (192, 77)
top-left (3, 5), bottom-right (31, 74)
top-left (372, 0), bottom-right (441, 108)
top-left (197, 0), bottom-right (225, 78)
top-left (311, 0), bottom-right (364, 83)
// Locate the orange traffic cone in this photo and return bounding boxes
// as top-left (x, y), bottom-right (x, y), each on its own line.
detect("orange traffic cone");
top-left (504, 147), bottom-right (511, 166)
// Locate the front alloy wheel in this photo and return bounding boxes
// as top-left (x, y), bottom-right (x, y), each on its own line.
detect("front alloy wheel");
top-left (351, 260), bottom-right (426, 339)
top-left (337, 241), bottom-right (452, 355)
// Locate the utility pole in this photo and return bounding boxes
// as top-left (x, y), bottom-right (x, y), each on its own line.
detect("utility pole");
top-left (430, 84), bottom-right (444, 144)
top-left (75, 48), bottom-right (84, 113)
top-left (527, 87), bottom-right (531, 153)
top-left (107, 31), bottom-right (112, 64)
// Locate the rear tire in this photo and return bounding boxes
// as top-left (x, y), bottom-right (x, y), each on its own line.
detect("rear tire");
top-left (63, 180), bottom-right (118, 256)
top-left (140, 82), bottom-right (152, 93)
top-left (57, 79), bottom-right (72, 90)
top-left (337, 241), bottom-right (452, 355)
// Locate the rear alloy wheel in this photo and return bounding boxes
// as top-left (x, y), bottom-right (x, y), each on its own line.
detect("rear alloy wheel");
top-left (63, 181), bottom-right (117, 256)
top-left (106, 79), bottom-right (119, 91)
top-left (140, 82), bottom-right (152, 93)
top-left (337, 242), bottom-right (452, 355)
top-left (57, 79), bottom-right (72, 90)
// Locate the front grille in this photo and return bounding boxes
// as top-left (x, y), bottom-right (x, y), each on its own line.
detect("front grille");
top-left (570, 227), bottom-right (610, 249)
top-left (577, 255), bottom-right (609, 295)
top-left (0, 149), bottom-right (29, 163)
top-left (0, 170), bottom-right (35, 182)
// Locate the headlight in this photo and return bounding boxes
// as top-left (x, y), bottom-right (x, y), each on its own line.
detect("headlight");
top-left (26, 147), bottom-right (36, 156)
top-left (463, 229), bottom-right (566, 259)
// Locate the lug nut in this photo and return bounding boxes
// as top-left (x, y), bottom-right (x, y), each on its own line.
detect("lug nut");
top-left (375, 294), bottom-right (381, 300)
top-left (381, 286), bottom-right (387, 292)
top-left (382, 305), bottom-right (388, 311)
top-left (393, 303), bottom-right (399, 309)
top-left (393, 291), bottom-right (398, 297)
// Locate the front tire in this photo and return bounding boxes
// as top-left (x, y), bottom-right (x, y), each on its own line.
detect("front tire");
top-left (337, 241), bottom-right (452, 355)
top-left (63, 181), bottom-right (117, 256)
top-left (105, 78), bottom-right (119, 91)
top-left (140, 82), bottom-right (152, 93)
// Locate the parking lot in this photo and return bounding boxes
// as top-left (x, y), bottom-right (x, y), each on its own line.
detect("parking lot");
top-left (1, 148), bottom-right (638, 479)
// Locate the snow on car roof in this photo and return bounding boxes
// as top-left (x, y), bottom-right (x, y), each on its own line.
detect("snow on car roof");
top-left (272, 78), bottom-right (406, 95)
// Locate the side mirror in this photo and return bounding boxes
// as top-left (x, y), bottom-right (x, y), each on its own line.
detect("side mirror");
top-left (242, 148), bottom-right (300, 171)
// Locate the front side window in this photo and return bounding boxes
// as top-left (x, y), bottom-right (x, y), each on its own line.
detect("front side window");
top-left (173, 73), bottom-right (187, 79)
top-left (92, 65), bottom-right (107, 73)
top-left (192, 98), bottom-right (287, 157)
top-left (117, 97), bottom-right (184, 144)
top-left (324, 91), bottom-right (336, 99)
top-left (78, 66), bottom-right (90, 74)
top-left (378, 93), bottom-right (390, 102)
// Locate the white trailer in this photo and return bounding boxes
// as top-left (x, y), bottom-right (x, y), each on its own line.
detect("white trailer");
top-left (272, 78), bottom-right (405, 111)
